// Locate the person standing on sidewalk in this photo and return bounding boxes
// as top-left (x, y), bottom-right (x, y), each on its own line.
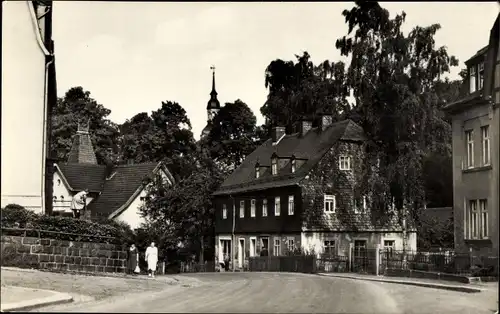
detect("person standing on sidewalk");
top-left (71, 189), bottom-right (88, 219)
top-left (145, 242), bottom-right (158, 278)
top-left (127, 244), bottom-right (139, 275)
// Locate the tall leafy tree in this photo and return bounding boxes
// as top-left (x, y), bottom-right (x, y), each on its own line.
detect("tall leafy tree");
top-left (50, 87), bottom-right (120, 164)
top-left (261, 52), bottom-right (350, 136)
top-left (202, 99), bottom-right (259, 171)
top-left (119, 101), bottom-right (198, 179)
top-left (335, 1), bottom-right (459, 220)
top-left (140, 144), bottom-right (225, 261)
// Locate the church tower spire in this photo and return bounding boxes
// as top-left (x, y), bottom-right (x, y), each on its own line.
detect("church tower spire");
top-left (201, 66), bottom-right (222, 138)
top-left (206, 65), bottom-right (220, 121)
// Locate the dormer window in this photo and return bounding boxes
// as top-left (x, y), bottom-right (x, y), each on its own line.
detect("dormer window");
top-left (291, 159), bottom-right (296, 173)
top-left (478, 62), bottom-right (484, 90)
top-left (339, 156), bottom-right (351, 170)
top-left (470, 65), bottom-right (476, 93)
top-left (271, 158), bottom-right (278, 175)
top-left (469, 62), bottom-right (485, 94)
top-left (255, 163), bottom-right (260, 179)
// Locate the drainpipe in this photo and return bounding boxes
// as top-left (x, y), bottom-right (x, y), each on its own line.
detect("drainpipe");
top-left (230, 194), bottom-right (235, 272)
top-left (29, 1), bottom-right (54, 215)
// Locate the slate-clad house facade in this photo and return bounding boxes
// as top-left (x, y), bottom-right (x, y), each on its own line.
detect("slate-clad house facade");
top-left (213, 117), bottom-right (417, 269)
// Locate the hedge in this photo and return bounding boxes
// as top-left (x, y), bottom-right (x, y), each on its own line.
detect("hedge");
top-left (1, 204), bottom-right (134, 244)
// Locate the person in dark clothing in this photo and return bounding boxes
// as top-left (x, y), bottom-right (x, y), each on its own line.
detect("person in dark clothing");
top-left (224, 253), bottom-right (230, 271)
top-left (127, 244), bottom-right (139, 275)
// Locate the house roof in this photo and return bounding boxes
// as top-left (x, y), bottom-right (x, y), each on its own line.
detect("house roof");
top-left (87, 162), bottom-right (161, 219)
top-left (465, 45), bottom-right (488, 65)
top-left (213, 119), bottom-right (366, 196)
top-left (56, 163), bottom-right (106, 192)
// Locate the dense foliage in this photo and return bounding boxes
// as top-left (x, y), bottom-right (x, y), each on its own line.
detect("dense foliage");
top-left (201, 99), bottom-right (260, 170)
top-left (1, 204), bottom-right (133, 244)
top-left (50, 87), bottom-right (121, 165)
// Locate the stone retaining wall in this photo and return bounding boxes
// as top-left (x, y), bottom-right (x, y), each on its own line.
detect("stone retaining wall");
top-left (0, 235), bottom-right (127, 273)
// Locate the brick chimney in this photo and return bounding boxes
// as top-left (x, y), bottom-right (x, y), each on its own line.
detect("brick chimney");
top-left (67, 121), bottom-right (98, 164)
top-left (299, 120), bottom-right (312, 136)
top-left (271, 126), bottom-right (286, 145)
top-left (320, 114), bottom-right (333, 131)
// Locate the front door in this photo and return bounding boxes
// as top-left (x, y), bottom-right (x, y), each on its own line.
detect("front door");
top-left (261, 237), bottom-right (269, 253)
top-left (238, 238), bottom-right (245, 268)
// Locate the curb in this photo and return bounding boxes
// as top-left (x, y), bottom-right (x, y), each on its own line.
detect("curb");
top-left (1, 267), bottom-right (178, 284)
top-left (1, 288), bottom-right (73, 312)
top-left (316, 273), bottom-right (484, 293)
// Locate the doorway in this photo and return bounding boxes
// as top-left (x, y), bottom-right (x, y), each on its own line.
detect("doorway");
top-left (250, 237), bottom-right (256, 257)
top-left (261, 237), bottom-right (269, 256)
top-left (238, 238), bottom-right (245, 268)
top-left (219, 239), bottom-right (231, 264)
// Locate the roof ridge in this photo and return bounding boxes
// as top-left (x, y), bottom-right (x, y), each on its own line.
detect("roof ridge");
top-left (116, 161), bottom-right (160, 168)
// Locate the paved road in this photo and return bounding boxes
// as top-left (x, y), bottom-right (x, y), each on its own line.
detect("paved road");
top-left (39, 272), bottom-right (498, 313)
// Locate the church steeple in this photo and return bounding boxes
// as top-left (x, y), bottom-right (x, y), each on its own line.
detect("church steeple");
top-left (206, 65), bottom-right (221, 125)
top-left (207, 65), bottom-right (220, 112)
top-left (210, 66), bottom-right (218, 98)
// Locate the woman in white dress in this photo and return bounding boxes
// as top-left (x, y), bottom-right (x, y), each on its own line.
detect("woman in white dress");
top-left (145, 241), bottom-right (158, 278)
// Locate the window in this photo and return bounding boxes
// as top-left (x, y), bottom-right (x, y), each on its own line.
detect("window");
top-left (287, 238), bottom-right (295, 253)
top-left (274, 197), bottom-right (281, 216)
top-left (479, 199), bottom-right (488, 238)
top-left (468, 199), bottom-right (489, 239)
top-left (470, 65), bottom-right (477, 93)
top-left (291, 159), bottom-right (296, 173)
top-left (478, 63), bottom-right (484, 90)
top-left (339, 156), bottom-right (351, 170)
top-left (481, 126), bottom-right (490, 165)
top-left (57, 179), bottom-right (61, 186)
top-left (470, 200), bottom-right (478, 239)
top-left (354, 240), bottom-right (367, 257)
top-left (239, 200), bottom-right (245, 218)
top-left (384, 240), bottom-right (395, 251)
top-left (465, 130), bottom-right (474, 168)
top-left (288, 195), bottom-right (294, 215)
top-left (251, 199), bottom-right (256, 217)
top-left (324, 240), bottom-right (336, 256)
top-left (262, 199), bottom-right (268, 217)
top-left (273, 238), bottom-right (281, 256)
top-left (324, 195), bottom-right (336, 213)
top-left (222, 204), bottom-right (227, 219)
top-left (255, 166), bottom-right (260, 179)
top-left (272, 158), bottom-right (278, 175)
top-left (353, 196), bottom-right (366, 214)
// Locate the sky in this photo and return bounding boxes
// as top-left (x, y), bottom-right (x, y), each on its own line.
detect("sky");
top-left (51, 1), bottom-right (499, 140)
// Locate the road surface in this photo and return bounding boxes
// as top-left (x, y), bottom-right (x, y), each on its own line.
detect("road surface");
top-left (38, 272), bottom-right (498, 313)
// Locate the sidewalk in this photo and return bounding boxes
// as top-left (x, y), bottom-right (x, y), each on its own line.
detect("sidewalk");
top-left (317, 272), bottom-right (497, 293)
top-left (1, 285), bottom-right (73, 312)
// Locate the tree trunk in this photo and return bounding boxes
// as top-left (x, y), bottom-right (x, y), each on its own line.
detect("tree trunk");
top-left (200, 235), bottom-right (204, 264)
